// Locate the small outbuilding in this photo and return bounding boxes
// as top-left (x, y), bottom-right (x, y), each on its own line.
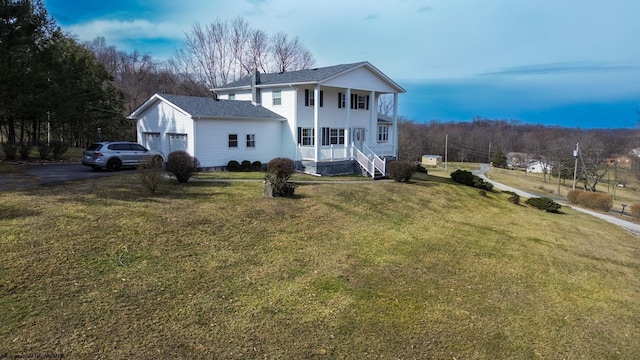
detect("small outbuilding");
top-left (421, 155), bottom-right (442, 167)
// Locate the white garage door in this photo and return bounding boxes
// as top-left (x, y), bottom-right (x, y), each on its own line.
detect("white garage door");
top-left (168, 133), bottom-right (188, 153)
top-left (144, 132), bottom-right (161, 152)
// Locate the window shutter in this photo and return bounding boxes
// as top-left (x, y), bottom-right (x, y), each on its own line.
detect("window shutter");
top-left (366, 95), bottom-right (370, 110)
top-left (338, 92), bottom-right (342, 108)
top-left (297, 127), bottom-right (302, 144)
top-left (304, 89), bottom-right (309, 107)
top-left (320, 91), bottom-right (324, 107)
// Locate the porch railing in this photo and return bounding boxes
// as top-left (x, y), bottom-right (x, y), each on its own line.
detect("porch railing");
top-left (298, 143), bottom-right (388, 178)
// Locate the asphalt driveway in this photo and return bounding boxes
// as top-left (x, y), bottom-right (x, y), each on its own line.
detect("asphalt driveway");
top-left (0, 163), bottom-right (134, 191)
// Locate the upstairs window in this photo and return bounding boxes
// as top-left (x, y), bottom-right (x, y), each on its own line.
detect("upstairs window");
top-left (272, 91), bottom-right (281, 106)
top-left (304, 89), bottom-right (323, 107)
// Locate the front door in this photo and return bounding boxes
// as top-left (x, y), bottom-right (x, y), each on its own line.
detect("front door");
top-left (352, 128), bottom-right (365, 151)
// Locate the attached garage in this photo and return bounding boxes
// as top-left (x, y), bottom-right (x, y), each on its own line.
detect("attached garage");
top-left (129, 93), bottom-right (286, 168)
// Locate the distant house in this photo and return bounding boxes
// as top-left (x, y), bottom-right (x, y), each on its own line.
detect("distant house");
top-left (606, 155), bottom-right (632, 168)
top-left (129, 61), bottom-right (405, 177)
top-left (527, 160), bottom-right (552, 174)
top-left (421, 155), bottom-right (442, 166)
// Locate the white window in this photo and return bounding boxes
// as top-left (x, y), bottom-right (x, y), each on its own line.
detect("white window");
top-left (340, 93), bottom-right (345, 108)
top-left (272, 91), bottom-right (281, 106)
top-left (358, 95), bottom-right (366, 109)
top-left (322, 127), bottom-right (345, 145)
top-left (298, 127), bottom-right (314, 146)
top-left (378, 125), bottom-right (389, 142)
top-left (228, 134), bottom-right (238, 148)
top-left (308, 91), bottom-right (315, 106)
top-left (246, 134), bottom-right (255, 148)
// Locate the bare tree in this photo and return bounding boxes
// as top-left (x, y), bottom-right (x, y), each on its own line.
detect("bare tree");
top-left (270, 32), bottom-right (314, 73)
top-left (378, 94), bottom-right (393, 116)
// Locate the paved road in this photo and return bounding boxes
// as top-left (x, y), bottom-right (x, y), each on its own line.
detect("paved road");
top-left (0, 163), bottom-right (134, 190)
top-left (475, 163), bottom-right (640, 236)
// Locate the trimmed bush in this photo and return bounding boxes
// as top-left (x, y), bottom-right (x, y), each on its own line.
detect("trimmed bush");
top-left (567, 189), bottom-right (613, 212)
top-left (630, 203), bottom-right (640, 220)
top-left (166, 151), bottom-right (200, 183)
top-left (37, 141), bottom-right (52, 160)
top-left (1, 142), bottom-right (18, 160)
top-left (137, 155), bottom-right (164, 193)
top-left (51, 140), bottom-right (68, 160)
top-left (415, 164), bottom-right (428, 174)
top-left (508, 194), bottom-right (521, 205)
top-left (451, 169), bottom-right (493, 191)
top-left (264, 157), bottom-right (296, 197)
top-left (241, 160), bottom-right (252, 172)
top-left (525, 197), bottom-right (561, 213)
top-left (251, 161), bottom-right (263, 172)
top-left (18, 142), bottom-right (32, 160)
top-left (387, 160), bottom-right (416, 182)
top-left (227, 160), bottom-right (241, 172)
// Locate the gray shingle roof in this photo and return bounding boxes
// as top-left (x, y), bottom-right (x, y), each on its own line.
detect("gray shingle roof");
top-left (158, 94), bottom-right (285, 120)
top-left (217, 62), bottom-right (370, 89)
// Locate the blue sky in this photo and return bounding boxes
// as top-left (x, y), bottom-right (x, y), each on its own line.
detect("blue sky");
top-left (44, 0), bottom-right (640, 129)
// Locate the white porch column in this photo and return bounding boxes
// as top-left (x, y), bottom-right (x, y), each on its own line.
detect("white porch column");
top-left (393, 92), bottom-right (399, 158)
top-left (313, 84), bottom-right (320, 162)
top-left (345, 88), bottom-right (351, 147)
top-left (292, 87), bottom-right (298, 160)
top-left (368, 91), bottom-right (375, 147)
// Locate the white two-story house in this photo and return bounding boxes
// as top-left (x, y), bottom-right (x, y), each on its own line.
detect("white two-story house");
top-left (129, 61), bottom-right (405, 176)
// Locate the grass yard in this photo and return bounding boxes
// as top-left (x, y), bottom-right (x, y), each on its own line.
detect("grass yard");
top-left (1, 172), bottom-right (640, 358)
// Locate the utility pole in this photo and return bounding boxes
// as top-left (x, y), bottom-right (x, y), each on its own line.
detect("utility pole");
top-left (572, 142), bottom-right (579, 190)
top-left (445, 133), bottom-right (448, 173)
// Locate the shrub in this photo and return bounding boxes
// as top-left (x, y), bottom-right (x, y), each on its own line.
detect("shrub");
top-left (630, 203), bottom-right (640, 220)
top-left (264, 157), bottom-right (296, 197)
top-left (37, 141), bottom-right (52, 160)
top-left (137, 155), bottom-right (164, 193)
top-left (451, 169), bottom-right (493, 191)
top-left (51, 140), bottom-right (68, 160)
top-left (508, 194), bottom-right (521, 205)
top-left (267, 157), bottom-right (295, 181)
top-left (478, 189), bottom-right (487, 197)
top-left (251, 161), bottom-right (263, 172)
top-left (415, 164), bottom-right (428, 174)
top-left (166, 151), bottom-right (200, 183)
top-left (241, 160), bottom-right (252, 172)
top-left (227, 160), bottom-right (241, 172)
top-left (525, 197), bottom-right (561, 213)
top-left (18, 142), bottom-right (32, 160)
top-left (387, 160), bottom-right (416, 182)
top-left (1, 142), bottom-right (18, 160)
top-left (567, 190), bottom-right (613, 212)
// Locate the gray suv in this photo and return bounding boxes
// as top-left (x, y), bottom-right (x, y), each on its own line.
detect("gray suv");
top-left (82, 141), bottom-right (164, 171)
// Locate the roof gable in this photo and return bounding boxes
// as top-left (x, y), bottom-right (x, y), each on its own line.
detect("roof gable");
top-left (129, 94), bottom-right (286, 120)
top-left (215, 61), bottom-right (405, 93)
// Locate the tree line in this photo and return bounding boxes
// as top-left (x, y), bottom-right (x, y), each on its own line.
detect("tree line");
top-left (0, 0), bottom-right (315, 150)
top-left (397, 117), bottom-right (640, 191)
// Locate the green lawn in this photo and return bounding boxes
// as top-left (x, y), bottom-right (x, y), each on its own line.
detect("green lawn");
top-left (1, 172), bottom-right (639, 358)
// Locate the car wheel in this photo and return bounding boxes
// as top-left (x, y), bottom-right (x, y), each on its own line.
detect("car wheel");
top-left (106, 158), bottom-right (122, 171)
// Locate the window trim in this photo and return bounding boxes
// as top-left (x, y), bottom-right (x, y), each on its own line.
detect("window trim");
top-left (246, 134), bottom-right (256, 148)
top-left (298, 127), bottom-right (315, 146)
top-left (378, 125), bottom-right (389, 143)
top-left (228, 133), bottom-right (238, 148)
top-left (272, 90), bottom-right (281, 106)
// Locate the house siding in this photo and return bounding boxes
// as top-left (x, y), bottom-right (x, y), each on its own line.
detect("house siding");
top-left (194, 119), bottom-right (283, 168)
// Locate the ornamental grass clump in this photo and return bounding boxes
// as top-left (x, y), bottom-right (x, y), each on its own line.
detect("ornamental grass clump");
top-left (567, 189), bottom-right (612, 212)
top-left (263, 157), bottom-right (296, 197)
top-left (137, 155), bottom-right (164, 193)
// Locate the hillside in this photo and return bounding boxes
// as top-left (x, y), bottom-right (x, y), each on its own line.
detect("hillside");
top-left (1, 172), bottom-right (639, 358)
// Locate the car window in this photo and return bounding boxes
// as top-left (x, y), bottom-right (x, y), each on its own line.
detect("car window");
top-left (86, 143), bottom-right (102, 151)
top-left (131, 144), bottom-right (147, 151)
top-left (108, 143), bottom-right (128, 151)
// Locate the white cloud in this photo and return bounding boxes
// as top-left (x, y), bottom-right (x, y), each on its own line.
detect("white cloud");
top-left (66, 19), bottom-right (183, 42)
